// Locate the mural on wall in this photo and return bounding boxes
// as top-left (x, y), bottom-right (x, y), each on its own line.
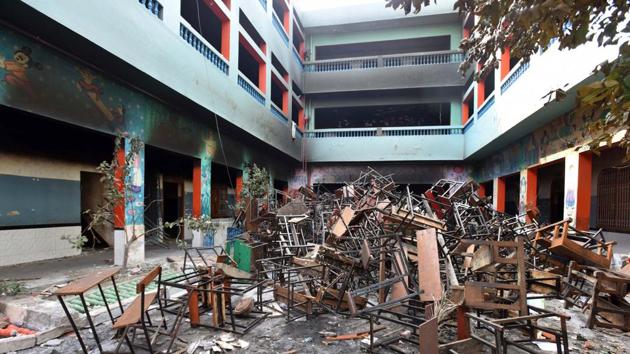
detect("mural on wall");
top-left (125, 142), bottom-right (145, 226)
top-left (0, 25), bottom-right (214, 158)
top-left (473, 113), bottom-right (591, 182)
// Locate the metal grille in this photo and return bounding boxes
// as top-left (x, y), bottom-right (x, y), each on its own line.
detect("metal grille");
top-left (597, 165), bottom-right (630, 232)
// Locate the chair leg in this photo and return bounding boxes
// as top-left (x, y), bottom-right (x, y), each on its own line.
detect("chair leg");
top-left (145, 311), bottom-right (153, 327)
top-left (114, 327), bottom-right (134, 354)
top-left (142, 321), bottom-right (154, 354)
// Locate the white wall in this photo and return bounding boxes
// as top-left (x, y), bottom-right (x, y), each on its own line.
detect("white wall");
top-left (0, 226), bottom-right (81, 266)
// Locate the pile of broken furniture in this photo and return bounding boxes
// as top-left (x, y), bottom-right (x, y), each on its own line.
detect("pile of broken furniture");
top-left (231, 168), bottom-right (630, 353)
top-left (55, 168), bottom-right (630, 353)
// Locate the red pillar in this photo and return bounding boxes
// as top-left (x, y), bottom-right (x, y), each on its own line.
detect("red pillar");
top-left (500, 47), bottom-right (511, 80)
top-left (576, 152), bottom-right (593, 230)
top-left (526, 168), bottom-right (538, 208)
top-left (193, 160), bottom-right (201, 217)
top-left (235, 175), bottom-right (243, 203)
top-left (477, 183), bottom-right (486, 197)
top-left (114, 146), bottom-right (126, 229)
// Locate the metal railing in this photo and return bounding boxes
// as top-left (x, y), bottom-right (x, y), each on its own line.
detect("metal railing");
top-left (180, 23), bottom-right (229, 75)
top-left (304, 50), bottom-right (463, 73)
top-left (138, 0), bottom-right (163, 19)
top-left (500, 61), bottom-right (530, 94)
top-left (238, 75), bottom-right (265, 105)
top-left (272, 13), bottom-right (289, 46)
top-left (303, 125), bottom-right (463, 138)
top-left (271, 104), bottom-right (288, 124)
top-left (478, 95), bottom-right (495, 119)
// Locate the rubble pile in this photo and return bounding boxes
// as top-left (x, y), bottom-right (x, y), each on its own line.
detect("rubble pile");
top-left (37, 167), bottom-right (630, 354)
top-left (232, 167), bottom-right (630, 353)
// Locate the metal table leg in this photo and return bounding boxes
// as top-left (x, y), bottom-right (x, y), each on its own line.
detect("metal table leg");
top-left (80, 294), bottom-right (103, 353)
top-left (58, 296), bottom-right (88, 354)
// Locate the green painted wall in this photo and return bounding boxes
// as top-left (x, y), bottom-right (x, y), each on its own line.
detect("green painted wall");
top-left (307, 22), bottom-right (462, 58)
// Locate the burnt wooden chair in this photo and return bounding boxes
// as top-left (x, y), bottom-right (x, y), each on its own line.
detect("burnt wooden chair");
top-left (113, 266), bottom-right (166, 354)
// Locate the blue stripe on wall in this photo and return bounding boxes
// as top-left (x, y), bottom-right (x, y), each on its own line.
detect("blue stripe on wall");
top-left (0, 174), bottom-right (80, 227)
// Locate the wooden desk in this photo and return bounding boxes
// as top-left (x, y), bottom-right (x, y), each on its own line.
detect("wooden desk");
top-left (54, 267), bottom-right (123, 354)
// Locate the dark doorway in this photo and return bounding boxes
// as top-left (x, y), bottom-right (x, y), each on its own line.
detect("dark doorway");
top-left (504, 174), bottom-right (520, 216)
top-left (536, 161), bottom-right (565, 223)
top-left (163, 180), bottom-right (183, 238)
top-left (480, 180), bottom-right (493, 201)
top-left (549, 177), bottom-right (565, 223)
top-left (80, 171), bottom-right (111, 248)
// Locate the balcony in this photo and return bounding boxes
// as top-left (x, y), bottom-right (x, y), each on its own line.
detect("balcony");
top-left (303, 51), bottom-right (465, 93)
top-left (304, 126), bottom-right (464, 162)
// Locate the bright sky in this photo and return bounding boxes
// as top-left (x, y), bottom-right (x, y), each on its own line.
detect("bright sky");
top-left (294, 0), bottom-right (385, 12)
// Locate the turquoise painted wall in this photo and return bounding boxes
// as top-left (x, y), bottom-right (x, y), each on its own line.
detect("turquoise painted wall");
top-left (307, 22), bottom-right (462, 58)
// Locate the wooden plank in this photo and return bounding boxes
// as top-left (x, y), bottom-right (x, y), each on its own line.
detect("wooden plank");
top-left (418, 317), bottom-right (439, 354)
top-left (416, 228), bottom-right (442, 302)
top-left (136, 266), bottom-right (161, 293)
top-left (112, 292), bottom-right (157, 329)
top-left (330, 207), bottom-right (355, 238)
top-left (54, 267), bottom-right (121, 295)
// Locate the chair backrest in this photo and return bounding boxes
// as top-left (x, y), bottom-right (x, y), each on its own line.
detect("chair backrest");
top-left (137, 266), bottom-right (162, 294)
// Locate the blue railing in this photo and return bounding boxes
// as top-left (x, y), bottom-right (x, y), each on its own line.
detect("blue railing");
top-left (138, 0), bottom-right (163, 19)
top-left (271, 104), bottom-right (288, 124)
top-left (304, 125), bottom-right (463, 138)
top-left (292, 47), bottom-right (304, 69)
top-left (180, 24), bottom-right (229, 75)
top-left (238, 75), bottom-right (265, 105)
top-left (463, 115), bottom-right (475, 133)
top-left (305, 50), bottom-right (463, 72)
top-left (478, 95), bottom-right (495, 119)
top-left (272, 14), bottom-right (289, 46)
top-left (259, 0), bottom-right (267, 11)
top-left (500, 61), bottom-right (530, 94)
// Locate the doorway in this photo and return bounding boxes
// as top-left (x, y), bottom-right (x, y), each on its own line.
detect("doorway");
top-left (163, 180), bottom-right (183, 238)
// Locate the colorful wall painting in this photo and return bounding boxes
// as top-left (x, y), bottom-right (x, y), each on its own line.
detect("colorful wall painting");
top-left (473, 113), bottom-right (591, 182)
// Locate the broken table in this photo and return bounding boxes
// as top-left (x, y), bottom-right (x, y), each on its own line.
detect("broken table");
top-left (54, 266), bottom-right (123, 354)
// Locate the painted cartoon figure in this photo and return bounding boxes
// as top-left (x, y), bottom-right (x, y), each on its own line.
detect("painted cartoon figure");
top-left (76, 67), bottom-right (124, 123)
top-left (0, 46), bottom-right (42, 96)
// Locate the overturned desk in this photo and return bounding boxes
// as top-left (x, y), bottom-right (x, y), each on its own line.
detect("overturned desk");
top-left (54, 267), bottom-right (123, 354)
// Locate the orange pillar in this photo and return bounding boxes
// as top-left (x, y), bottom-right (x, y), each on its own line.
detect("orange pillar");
top-left (114, 145), bottom-right (126, 229)
top-left (495, 177), bottom-right (506, 212)
top-left (221, 21), bottom-right (230, 60)
top-left (235, 175), bottom-right (243, 204)
top-left (477, 80), bottom-right (485, 108)
top-left (526, 168), bottom-right (538, 208)
top-left (258, 62), bottom-right (266, 92)
top-left (193, 160), bottom-right (201, 217)
top-left (462, 99), bottom-right (469, 125)
top-left (576, 152), bottom-right (593, 230)
top-left (500, 47), bottom-right (511, 80)
top-left (477, 183), bottom-right (486, 197)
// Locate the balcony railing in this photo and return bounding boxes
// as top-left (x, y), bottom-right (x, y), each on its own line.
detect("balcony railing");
top-left (180, 23), bottom-right (229, 75)
top-left (304, 50), bottom-right (463, 73)
top-left (272, 14), bottom-right (289, 46)
top-left (271, 104), bottom-right (289, 124)
top-left (304, 125), bottom-right (463, 138)
top-left (138, 0), bottom-right (163, 19)
top-left (500, 61), bottom-right (530, 94)
top-left (238, 75), bottom-right (265, 105)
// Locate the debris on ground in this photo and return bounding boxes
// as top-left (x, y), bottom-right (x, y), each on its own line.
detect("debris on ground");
top-left (4, 167), bottom-right (630, 353)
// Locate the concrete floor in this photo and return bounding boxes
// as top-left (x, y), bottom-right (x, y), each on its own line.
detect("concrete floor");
top-left (0, 244), bottom-right (181, 291)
